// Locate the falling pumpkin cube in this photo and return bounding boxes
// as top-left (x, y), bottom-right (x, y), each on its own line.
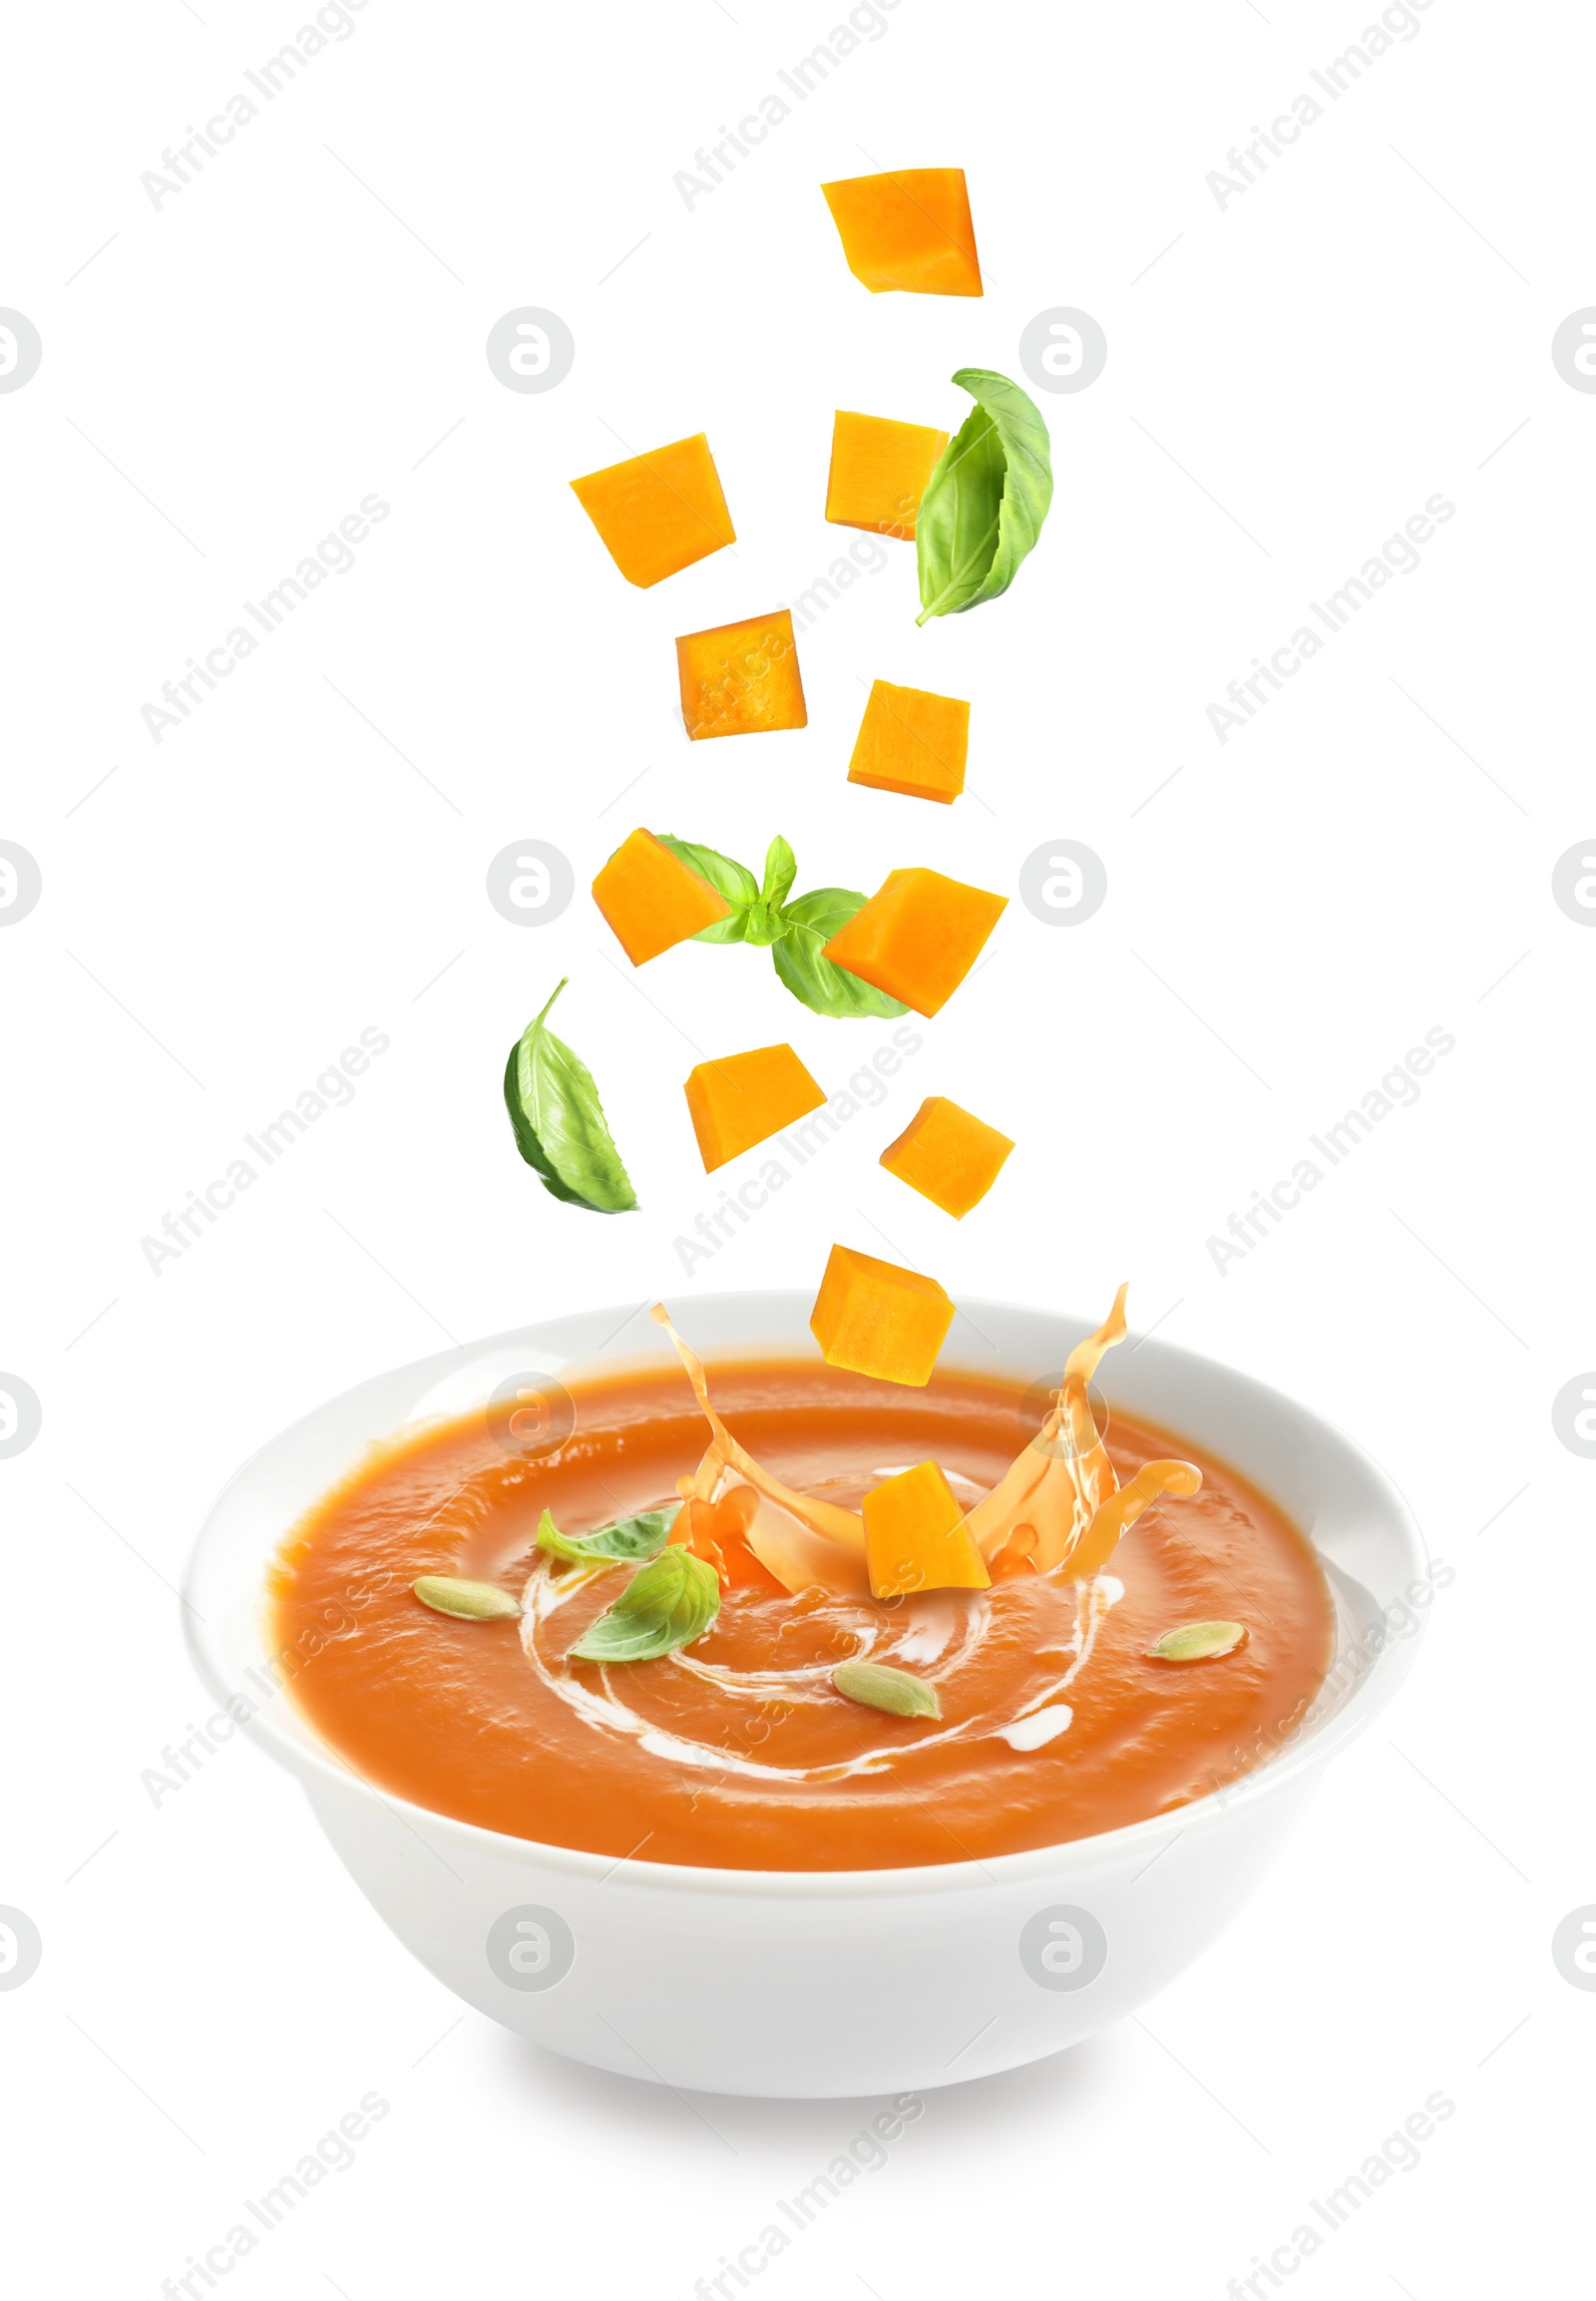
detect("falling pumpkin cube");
top-left (592, 829), bottom-right (732, 965)
top-left (820, 170), bottom-right (983, 298)
top-left (863, 1461), bottom-right (991, 1597)
top-left (570, 433), bottom-right (735, 588)
top-left (821, 869), bottom-right (1006, 1016)
top-left (810, 1242), bottom-right (955, 1386)
top-left (847, 680), bottom-right (969, 806)
top-left (676, 609), bottom-right (808, 740)
top-left (684, 1044), bottom-right (826, 1173)
top-left (880, 1097), bottom-right (1014, 1219)
top-left (825, 410), bottom-right (949, 541)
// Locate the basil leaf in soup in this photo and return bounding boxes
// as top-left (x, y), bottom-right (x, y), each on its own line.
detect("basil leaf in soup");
top-left (770, 888), bottom-right (909, 1021)
top-left (537, 1504), bottom-right (679, 1564)
top-left (504, 977), bottom-right (637, 1213)
top-left (571, 1546), bottom-right (721, 1663)
top-left (916, 367), bottom-right (1053, 623)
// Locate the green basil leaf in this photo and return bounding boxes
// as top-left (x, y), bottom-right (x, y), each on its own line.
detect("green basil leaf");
top-left (571, 1546), bottom-right (721, 1663)
top-left (657, 835), bottom-right (758, 945)
top-left (770, 889), bottom-right (910, 1021)
top-left (742, 838), bottom-right (797, 944)
top-left (413, 1575), bottom-right (523, 1621)
top-left (537, 1503), bottom-right (678, 1564)
top-left (741, 898), bottom-right (782, 949)
top-left (505, 978), bottom-right (638, 1214)
top-left (502, 1041), bottom-right (592, 1208)
top-left (761, 834), bottom-right (797, 911)
top-left (832, 1661), bottom-right (941, 1720)
top-left (916, 367), bottom-right (1053, 624)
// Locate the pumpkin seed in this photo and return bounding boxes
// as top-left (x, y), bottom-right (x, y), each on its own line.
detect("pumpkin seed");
top-left (832, 1661), bottom-right (942, 1720)
top-left (1146, 1620), bottom-right (1247, 1663)
top-left (412, 1575), bottom-right (523, 1622)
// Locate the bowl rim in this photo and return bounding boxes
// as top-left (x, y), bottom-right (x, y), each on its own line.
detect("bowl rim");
top-left (182, 1290), bottom-right (1428, 1898)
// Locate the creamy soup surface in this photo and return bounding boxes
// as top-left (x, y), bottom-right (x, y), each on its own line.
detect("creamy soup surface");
top-left (270, 1355), bottom-right (1335, 1870)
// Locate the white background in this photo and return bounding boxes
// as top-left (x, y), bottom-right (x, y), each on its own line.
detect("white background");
top-left (2, 0), bottom-right (1589, 2291)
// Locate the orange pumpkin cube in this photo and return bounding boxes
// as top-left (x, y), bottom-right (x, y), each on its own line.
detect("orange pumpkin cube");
top-left (592, 829), bottom-right (732, 965)
top-left (847, 680), bottom-right (969, 805)
top-left (820, 170), bottom-right (983, 298)
top-left (825, 410), bottom-right (949, 541)
top-left (810, 1242), bottom-right (955, 1386)
top-left (676, 609), bottom-right (808, 740)
top-left (863, 1461), bottom-right (991, 1598)
top-left (880, 1096), bottom-right (1014, 1218)
top-left (821, 869), bottom-right (1006, 1017)
top-left (570, 433), bottom-right (735, 589)
top-left (684, 1043), bottom-right (826, 1173)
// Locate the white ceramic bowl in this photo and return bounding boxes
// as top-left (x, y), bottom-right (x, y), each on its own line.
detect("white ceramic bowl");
top-left (184, 1293), bottom-right (1425, 2099)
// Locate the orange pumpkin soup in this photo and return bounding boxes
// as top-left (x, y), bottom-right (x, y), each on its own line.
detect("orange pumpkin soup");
top-left (269, 1333), bottom-right (1334, 1871)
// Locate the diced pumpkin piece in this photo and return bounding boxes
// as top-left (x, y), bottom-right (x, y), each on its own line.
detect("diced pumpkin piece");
top-left (820, 868), bottom-right (1006, 1017)
top-left (847, 680), bottom-right (969, 805)
top-left (820, 170), bottom-right (983, 298)
top-left (676, 609), bottom-right (807, 740)
top-left (592, 828), bottom-right (732, 965)
top-left (684, 1043), bottom-right (826, 1173)
top-left (570, 433), bottom-right (735, 589)
top-left (810, 1242), bottom-right (955, 1386)
top-left (825, 410), bottom-right (950, 540)
top-left (880, 1096), bottom-right (1014, 1219)
top-left (863, 1460), bottom-right (991, 1597)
